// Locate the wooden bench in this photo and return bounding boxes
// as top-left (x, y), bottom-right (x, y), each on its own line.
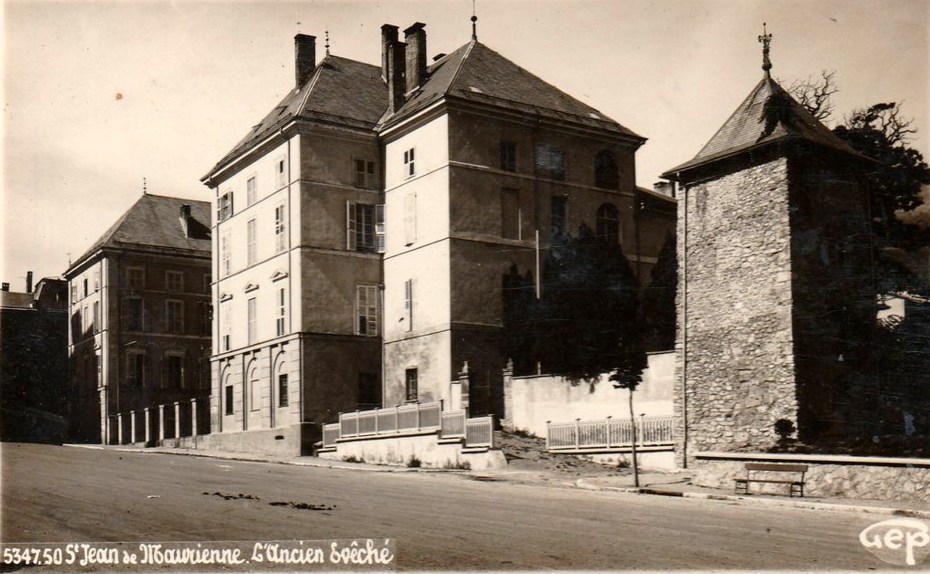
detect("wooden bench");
top-left (734, 463), bottom-right (807, 497)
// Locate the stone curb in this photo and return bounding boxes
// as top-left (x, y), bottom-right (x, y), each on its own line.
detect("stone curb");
top-left (574, 478), bottom-right (930, 519)
top-left (63, 443), bottom-right (461, 474)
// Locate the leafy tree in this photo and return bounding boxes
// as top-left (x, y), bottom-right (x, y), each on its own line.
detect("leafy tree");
top-left (787, 74), bottom-right (930, 245)
top-left (642, 231), bottom-right (677, 351)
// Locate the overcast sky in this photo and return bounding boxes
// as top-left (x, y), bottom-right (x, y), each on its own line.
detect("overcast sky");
top-left (3, 0), bottom-right (928, 287)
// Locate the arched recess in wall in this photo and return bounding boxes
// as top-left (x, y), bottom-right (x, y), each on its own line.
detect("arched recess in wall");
top-left (246, 359), bottom-right (259, 414)
top-left (595, 149), bottom-right (619, 189)
top-left (220, 365), bottom-right (233, 416)
top-left (596, 203), bottom-right (621, 244)
top-left (273, 351), bottom-right (289, 409)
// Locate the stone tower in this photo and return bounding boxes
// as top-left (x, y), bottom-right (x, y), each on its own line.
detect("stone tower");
top-left (661, 32), bottom-right (875, 466)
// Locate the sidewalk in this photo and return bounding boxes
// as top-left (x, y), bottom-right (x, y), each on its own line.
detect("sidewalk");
top-left (69, 443), bottom-right (930, 519)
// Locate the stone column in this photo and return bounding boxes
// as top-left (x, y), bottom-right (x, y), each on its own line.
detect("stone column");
top-left (191, 398), bottom-right (198, 437)
top-left (501, 359), bottom-right (514, 431)
top-left (144, 408), bottom-right (152, 444)
top-left (117, 413), bottom-right (124, 445)
top-left (174, 402), bottom-right (181, 439)
top-left (130, 411), bottom-right (137, 444)
top-left (158, 405), bottom-right (166, 442)
top-left (457, 362), bottom-right (470, 417)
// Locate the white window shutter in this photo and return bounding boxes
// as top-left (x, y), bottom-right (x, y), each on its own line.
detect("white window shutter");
top-left (375, 204), bottom-right (385, 253)
top-left (346, 200), bottom-right (357, 251)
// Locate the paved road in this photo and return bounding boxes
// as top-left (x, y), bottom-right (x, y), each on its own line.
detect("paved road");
top-left (1, 443), bottom-right (887, 570)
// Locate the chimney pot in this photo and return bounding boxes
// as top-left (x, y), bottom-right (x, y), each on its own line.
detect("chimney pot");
top-left (403, 22), bottom-right (427, 93)
top-left (2, 283), bottom-right (9, 292)
top-left (295, 34), bottom-right (317, 89)
top-left (26, 271), bottom-right (33, 293)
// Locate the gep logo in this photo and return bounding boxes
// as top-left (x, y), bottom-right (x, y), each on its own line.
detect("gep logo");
top-left (859, 518), bottom-right (930, 566)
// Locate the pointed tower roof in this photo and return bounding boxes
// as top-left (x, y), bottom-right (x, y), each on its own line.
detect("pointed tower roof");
top-left (662, 27), bottom-right (866, 181)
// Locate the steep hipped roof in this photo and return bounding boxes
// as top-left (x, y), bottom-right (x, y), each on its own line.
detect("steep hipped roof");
top-left (205, 55), bottom-right (387, 180)
top-left (382, 41), bottom-right (643, 140)
top-left (67, 194), bottom-right (211, 273)
top-left (662, 74), bottom-right (863, 179)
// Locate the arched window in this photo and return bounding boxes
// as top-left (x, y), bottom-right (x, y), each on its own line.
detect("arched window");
top-left (595, 150), bottom-right (619, 189)
top-left (274, 352), bottom-right (289, 409)
top-left (247, 360), bottom-right (260, 413)
top-left (596, 203), bottom-right (620, 244)
top-left (221, 367), bottom-right (234, 416)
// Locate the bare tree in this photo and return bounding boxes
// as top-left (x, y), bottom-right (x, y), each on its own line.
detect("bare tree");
top-left (784, 69), bottom-right (838, 123)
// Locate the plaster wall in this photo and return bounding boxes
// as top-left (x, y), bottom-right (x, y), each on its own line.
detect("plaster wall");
top-left (507, 351), bottom-right (675, 437)
top-left (318, 432), bottom-right (507, 470)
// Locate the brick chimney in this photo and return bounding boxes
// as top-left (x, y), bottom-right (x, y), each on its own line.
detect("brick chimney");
top-left (404, 23), bottom-right (427, 93)
top-left (26, 271), bottom-right (33, 293)
top-left (387, 41), bottom-right (406, 113)
top-left (295, 34), bottom-right (317, 89)
top-left (179, 204), bottom-right (192, 237)
top-left (381, 24), bottom-right (399, 82)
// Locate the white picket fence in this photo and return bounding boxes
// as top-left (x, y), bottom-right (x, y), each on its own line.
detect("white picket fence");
top-left (547, 415), bottom-right (674, 451)
top-left (322, 402), bottom-right (494, 449)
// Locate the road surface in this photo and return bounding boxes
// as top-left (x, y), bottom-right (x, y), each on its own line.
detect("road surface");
top-left (1, 442), bottom-right (887, 570)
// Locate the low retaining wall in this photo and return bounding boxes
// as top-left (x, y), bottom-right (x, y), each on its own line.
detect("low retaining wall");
top-left (318, 432), bottom-right (507, 471)
top-left (694, 452), bottom-right (930, 502)
top-left (181, 423), bottom-right (318, 457)
top-left (577, 448), bottom-right (676, 471)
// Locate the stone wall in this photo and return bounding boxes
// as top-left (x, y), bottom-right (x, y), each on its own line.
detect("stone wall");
top-left (318, 432), bottom-right (507, 471)
top-left (675, 157), bottom-right (798, 466)
top-left (693, 454), bottom-right (930, 503)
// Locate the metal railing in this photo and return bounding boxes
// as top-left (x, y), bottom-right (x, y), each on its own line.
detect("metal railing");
top-left (323, 405), bottom-right (494, 449)
top-left (465, 416), bottom-right (495, 448)
top-left (338, 401), bottom-right (442, 440)
top-left (547, 415), bottom-right (674, 451)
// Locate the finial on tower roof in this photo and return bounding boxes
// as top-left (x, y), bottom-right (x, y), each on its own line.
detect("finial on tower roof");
top-left (325, 30), bottom-right (330, 55)
top-left (471, 0), bottom-right (478, 41)
top-left (142, 177), bottom-right (147, 195)
top-left (758, 22), bottom-right (772, 77)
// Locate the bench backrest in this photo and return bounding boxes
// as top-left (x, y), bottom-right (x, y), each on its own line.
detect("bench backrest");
top-left (745, 463), bottom-right (808, 473)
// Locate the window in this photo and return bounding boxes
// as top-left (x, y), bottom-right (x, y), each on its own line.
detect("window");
top-left (276, 288), bottom-right (286, 337)
top-left (218, 191), bottom-right (234, 221)
top-left (551, 195), bottom-right (567, 239)
top-left (278, 374), bottom-right (289, 408)
top-left (221, 303), bottom-right (231, 351)
top-left (347, 202), bottom-right (384, 253)
top-left (166, 271), bottom-right (183, 292)
top-left (83, 278), bottom-right (88, 297)
top-left (200, 302), bottom-right (212, 336)
top-left (274, 204), bottom-right (286, 253)
top-left (595, 149), bottom-right (619, 189)
top-left (166, 354), bottom-right (184, 389)
top-left (203, 273), bottom-right (211, 294)
top-left (354, 159), bottom-right (375, 188)
top-left (225, 385), bottom-right (234, 415)
top-left (220, 233), bottom-right (231, 277)
top-left (82, 305), bottom-right (88, 332)
top-left (92, 301), bottom-right (100, 333)
top-left (358, 372), bottom-right (380, 408)
top-left (405, 368), bottom-right (418, 402)
top-left (356, 285), bottom-right (379, 336)
top-left (596, 203), bottom-right (620, 244)
top-left (403, 148), bottom-right (415, 178)
top-left (70, 285), bottom-right (77, 303)
top-left (127, 267), bottom-right (144, 289)
top-left (93, 270), bottom-right (100, 292)
top-left (501, 188), bottom-right (521, 240)
top-left (127, 297), bottom-right (144, 331)
top-left (246, 219), bottom-right (257, 265)
top-left (246, 176), bottom-right (257, 206)
top-left (275, 157), bottom-right (286, 189)
top-left (536, 144), bottom-right (566, 181)
top-left (166, 300), bottom-right (184, 333)
top-left (500, 142), bottom-right (517, 172)
top-left (403, 279), bottom-right (413, 332)
top-left (127, 353), bottom-right (145, 388)
top-left (404, 193), bottom-right (417, 245)
top-left (247, 298), bottom-right (256, 345)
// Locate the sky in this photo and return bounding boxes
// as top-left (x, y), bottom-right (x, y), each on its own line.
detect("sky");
top-left (3, 0), bottom-right (928, 288)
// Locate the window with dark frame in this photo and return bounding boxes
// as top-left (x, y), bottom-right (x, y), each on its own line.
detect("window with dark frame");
top-left (356, 285), bottom-right (378, 336)
top-left (246, 175), bottom-right (257, 206)
top-left (278, 374), bottom-right (289, 407)
top-left (550, 195), bottom-right (567, 239)
top-left (354, 159), bottom-right (375, 188)
top-left (403, 148), bottom-right (415, 178)
top-left (166, 355), bottom-right (184, 389)
top-left (500, 141), bottom-right (517, 172)
top-left (128, 353), bottom-right (145, 388)
top-left (358, 372), bottom-right (380, 408)
top-left (225, 385), bottom-right (234, 415)
top-left (405, 368), bottom-right (418, 402)
top-left (596, 203), bottom-right (620, 244)
top-left (166, 271), bottom-right (183, 292)
top-left (595, 149), bottom-right (619, 189)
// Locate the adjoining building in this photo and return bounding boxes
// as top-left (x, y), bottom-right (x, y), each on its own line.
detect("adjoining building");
top-left (0, 275), bottom-right (69, 443)
top-left (64, 193), bottom-right (212, 443)
top-left (661, 32), bottom-right (875, 466)
top-left (201, 21), bottom-right (675, 455)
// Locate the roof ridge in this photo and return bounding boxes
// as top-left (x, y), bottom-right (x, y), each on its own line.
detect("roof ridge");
top-left (692, 77), bottom-right (769, 159)
top-left (446, 39), bottom-right (477, 97)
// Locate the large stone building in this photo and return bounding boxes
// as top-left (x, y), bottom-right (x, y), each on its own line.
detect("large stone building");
top-left (0, 275), bottom-right (68, 442)
top-left (661, 36), bottom-right (875, 465)
top-left (201, 22), bottom-right (675, 454)
top-left (64, 193), bottom-right (212, 443)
